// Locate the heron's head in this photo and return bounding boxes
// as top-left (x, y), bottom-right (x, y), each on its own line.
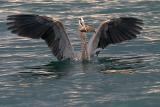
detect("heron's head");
top-left (78, 17), bottom-right (96, 33)
top-left (79, 17), bottom-right (85, 27)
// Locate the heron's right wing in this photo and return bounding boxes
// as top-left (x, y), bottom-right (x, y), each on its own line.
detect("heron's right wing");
top-left (7, 14), bottom-right (74, 60)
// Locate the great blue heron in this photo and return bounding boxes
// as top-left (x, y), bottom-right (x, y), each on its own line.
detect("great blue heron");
top-left (7, 14), bottom-right (143, 61)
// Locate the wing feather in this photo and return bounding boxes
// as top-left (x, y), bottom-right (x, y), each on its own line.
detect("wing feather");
top-left (88, 17), bottom-right (143, 56)
top-left (7, 14), bottom-right (74, 60)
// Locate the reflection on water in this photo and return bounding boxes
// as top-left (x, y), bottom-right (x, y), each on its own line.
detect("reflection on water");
top-left (1, 54), bottom-right (160, 107)
top-left (0, 54), bottom-right (160, 106)
top-left (0, 0), bottom-right (160, 107)
top-left (17, 53), bottom-right (160, 79)
top-left (21, 60), bottom-right (74, 79)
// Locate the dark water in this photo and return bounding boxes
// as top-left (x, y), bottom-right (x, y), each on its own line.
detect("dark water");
top-left (0, 0), bottom-right (160, 107)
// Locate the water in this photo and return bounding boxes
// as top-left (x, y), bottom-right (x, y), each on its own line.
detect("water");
top-left (0, 0), bottom-right (160, 107)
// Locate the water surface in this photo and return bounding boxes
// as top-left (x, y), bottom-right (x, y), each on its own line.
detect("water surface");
top-left (0, 0), bottom-right (160, 107)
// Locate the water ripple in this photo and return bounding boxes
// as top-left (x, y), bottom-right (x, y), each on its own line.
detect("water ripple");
top-left (0, 0), bottom-right (160, 107)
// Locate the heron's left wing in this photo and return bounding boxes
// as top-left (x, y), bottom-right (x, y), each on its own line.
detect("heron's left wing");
top-left (7, 14), bottom-right (74, 61)
top-left (87, 17), bottom-right (143, 56)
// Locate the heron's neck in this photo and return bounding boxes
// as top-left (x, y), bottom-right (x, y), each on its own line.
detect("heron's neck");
top-left (80, 32), bottom-right (89, 60)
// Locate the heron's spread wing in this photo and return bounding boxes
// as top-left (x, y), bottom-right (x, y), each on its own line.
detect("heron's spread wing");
top-left (7, 14), bottom-right (74, 60)
top-left (88, 17), bottom-right (143, 56)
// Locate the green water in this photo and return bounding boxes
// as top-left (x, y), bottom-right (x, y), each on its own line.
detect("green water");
top-left (0, 0), bottom-right (160, 107)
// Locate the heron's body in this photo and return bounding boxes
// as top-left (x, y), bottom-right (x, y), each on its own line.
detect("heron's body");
top-left (7, 14), bottom-right (143, 61)
top-left (80, 32), bottom-right (89, 60)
